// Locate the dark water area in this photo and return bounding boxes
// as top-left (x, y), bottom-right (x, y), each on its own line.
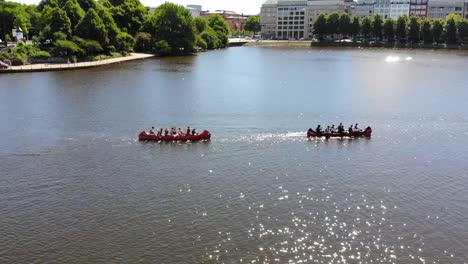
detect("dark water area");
top-left (1, 47), bottom-right (467, 263)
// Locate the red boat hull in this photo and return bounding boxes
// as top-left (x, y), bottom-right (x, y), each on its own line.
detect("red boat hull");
top-left (139, 130), bottom-right (211, 141)
top-left (307, 127), bottom-right (372, 138)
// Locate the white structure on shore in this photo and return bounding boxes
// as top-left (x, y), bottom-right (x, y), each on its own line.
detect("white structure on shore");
top-left (187, 5), bottom-right (202, 17)
top-left (260, 0), bottom-right (344, 40)
top-left (389, 0), bottom-right (410, 19)
top-left (349, 0), bottom-right (376, 17)
top-left (427, 0), bottom-right (464, 18)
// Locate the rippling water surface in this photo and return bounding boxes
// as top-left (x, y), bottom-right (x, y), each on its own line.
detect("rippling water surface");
top-left (1, 47), bottom-right (467, 263)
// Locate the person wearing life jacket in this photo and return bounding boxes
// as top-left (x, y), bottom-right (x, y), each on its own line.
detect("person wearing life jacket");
top-left (149, 126), bottom-right (155, 134)
top-left (315, 125), bottom-right (322, 133)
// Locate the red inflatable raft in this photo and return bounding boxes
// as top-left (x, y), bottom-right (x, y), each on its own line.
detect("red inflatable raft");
top-left (139, 130), bottom-right (211, 141)
top-left (307, 127), bottom-right (372, 138)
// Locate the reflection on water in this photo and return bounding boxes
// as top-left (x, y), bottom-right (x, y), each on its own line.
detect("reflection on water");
top-left (0, 47), bottom-right (467, 263)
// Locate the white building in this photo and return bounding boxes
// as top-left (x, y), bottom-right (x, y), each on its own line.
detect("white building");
top-left (349, 0), bottom-right (375, 17)
top-left (260, 0), bottom-right (345, 40)
top-left (187, 5), bottom-right (202, 17)
top-left (427, 0), bottom-right (464, 18)
top-left (389, 0), bottom-right (410, 19)
top-left (375, 0), bottom-right (391, 17)
top-left (260, 0), bottom-right (278, 39)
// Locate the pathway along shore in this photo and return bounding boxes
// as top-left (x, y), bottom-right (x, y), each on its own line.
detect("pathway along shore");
top-left (0, 53), bottom-right (155, 73)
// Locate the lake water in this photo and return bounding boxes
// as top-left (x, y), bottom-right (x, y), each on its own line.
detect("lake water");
top-left (1, 47), bottom-right (467, 263)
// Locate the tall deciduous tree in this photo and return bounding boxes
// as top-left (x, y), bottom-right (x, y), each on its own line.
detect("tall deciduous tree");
top-left (76, 8), bottom-right (108, 45)
top-left (383, 17), bottom-right (395, 42)
top-left (420, 18), bottom-right (432, 44)
top-left (408, 16), bottom-right (420, 43)
top-left (43, 7), bottom-right (72, 40)
top-left (350, 16), bottom-right (360, 40)
top-left (327, 12), bottom-right (340, 39)
top-left (361, 16), bottom-right (372, 40)
top-left (109, 0), bottom-right (148, 35)
top-left (458, 19), bottom-right (468, 43)
top-left (145, 3), bottom-right (195, 55)
top-left (313, 14), bottom-right (327, 41)
top-left (245, 16), bottom-right (261, 35)
top-left (396, 16), bottom-right (407, 42)
top-left (445, 14), bottom-right (458, 44)
top-left (63, 0), bottom-right (85, 32)
top-left (338, 13), bottom-right (352, 37)
top-left (432, 19), bottom-right (443, 43)
top-left (373, 14), bottom-right (383, 41)
top-left (208, 14), bottom-right (229, 47)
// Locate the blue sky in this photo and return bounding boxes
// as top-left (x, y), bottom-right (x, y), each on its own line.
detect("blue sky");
top-left (16, 0), bottom-right (264, 15)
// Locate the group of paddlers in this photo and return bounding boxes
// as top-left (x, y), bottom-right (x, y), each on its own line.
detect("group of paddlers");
top-left (310, 123), bottom-right (365, 134)
top-left (149, 126), bottom-right (197, 136)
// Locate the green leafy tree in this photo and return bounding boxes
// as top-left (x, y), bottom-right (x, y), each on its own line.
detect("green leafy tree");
top-left (373, 14), bottom-right (383, 41)
top-left (97, 6), bottom-right (121, 48)
top-left (63, 0), bottom-right (85, 32)
top-left (396, 16), bottom-right (407, 42)
top-left (326, 12), bottom-right (340, 39)
top-left (350, 16), bottom-right (360, 40)
top-left (72, 36), bottom-right (103, 55)
top-left (432, 19), bottom-right (443, 43)
top-left (200, 26), bottom-right (221, 49)
top-left (408, 16), bottom-right (420, 43)
top-left (43, 7), bottom-right (72, 40)
top-left (52, 39), bottom-right (84, 57)
top-left (383, 17), bottom-right (395, 42)
top-left (76, 8), bottom-right (108, 45)
top-left (195, 34), bottom-right (207, 50)
top-left (245, 15), bottom-right (261, 35)
top-left (420, 18), bottom-right (432, 44)
top-left (193, 16), bottom-right (208, 33)
top-left (115, 32), bottom-right (134, 52)
top-left (445, 15), bottom-right (458, 44)
top-left (338, 13), bottom-right (352, 37)
top-left (458, 19), bottom-right (468, 43)
top-left (313, 14), bottom-right (327, 41)
top-left (109, 0), bottom-right (148, 35)
top-left (361, 16), bottom-right (372, 40)
top-left (76, 0), bottom-right (97, 12)
top-left (134, 32), bottom-right (152, 52)
top-left (208, 14), bottom-right (230, 47)
top-left (145, 3), bottom-right (195, 55)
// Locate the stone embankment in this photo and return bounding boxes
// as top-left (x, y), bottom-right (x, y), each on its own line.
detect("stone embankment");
top-left (0, 53), bottom-right (155, 73)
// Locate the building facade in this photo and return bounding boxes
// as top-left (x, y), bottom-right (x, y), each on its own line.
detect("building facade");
top-left (260, 0), bottom-right (278, 39)
top-left (187, 5), bottom-right (202, 17)
top-left (349, 0), bottom-right (376, 17)
top-left (260, 0), bottom-right (345, 40)
top-left (389, 0), bottom-right (410, 19)
top-left (465, 0), bottom-right (468, 18)
top-left (409, 0), bottom-right (428, 17)
top-left (375, 0), bottom-right (391, 17)
top-left (201, 10), bottom-right (250, 31)
top-left (427, 0), bottom-right (464, 18)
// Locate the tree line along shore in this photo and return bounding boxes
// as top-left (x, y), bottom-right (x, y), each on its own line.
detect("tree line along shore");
top-left (311, 13), bottom-right (468, 47)
top-left (0, 0), bottom-right (262, 66)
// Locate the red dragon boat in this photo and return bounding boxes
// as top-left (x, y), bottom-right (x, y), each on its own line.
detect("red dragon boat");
top-left (307, 127), bottom-right (372, 138)
top-left (138, 130), bottom-right (211, 141)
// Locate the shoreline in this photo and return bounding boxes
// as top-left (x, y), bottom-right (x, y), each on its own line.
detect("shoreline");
top-left (0, 53), bottom-right (155, 74)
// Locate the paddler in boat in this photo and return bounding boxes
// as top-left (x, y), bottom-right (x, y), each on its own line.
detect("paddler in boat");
top-left (158, 128), bottom-right (163, 136)
top-left (150, 126), bottom-right (155, 134)
top-left (354, 123), bottom-right (361, 132)
top-left (192, 128), bottom-right (197, 135)
top-left (338, 123), bottom-right (344, 133)
top-left (325, 126), bottom-right (331, 134)
top-left (187, 126), bottom-right (191, 135)
top-left (177, 128), bottom-right (183, 135)
top-left (165, 128), bottom-right (170, 136)
top-left (331, 124), bottom-right (336, 133)
top-left (348, 125), bottom-right (353, 133)
top-left (315, 125), bottom-right (322, 133)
